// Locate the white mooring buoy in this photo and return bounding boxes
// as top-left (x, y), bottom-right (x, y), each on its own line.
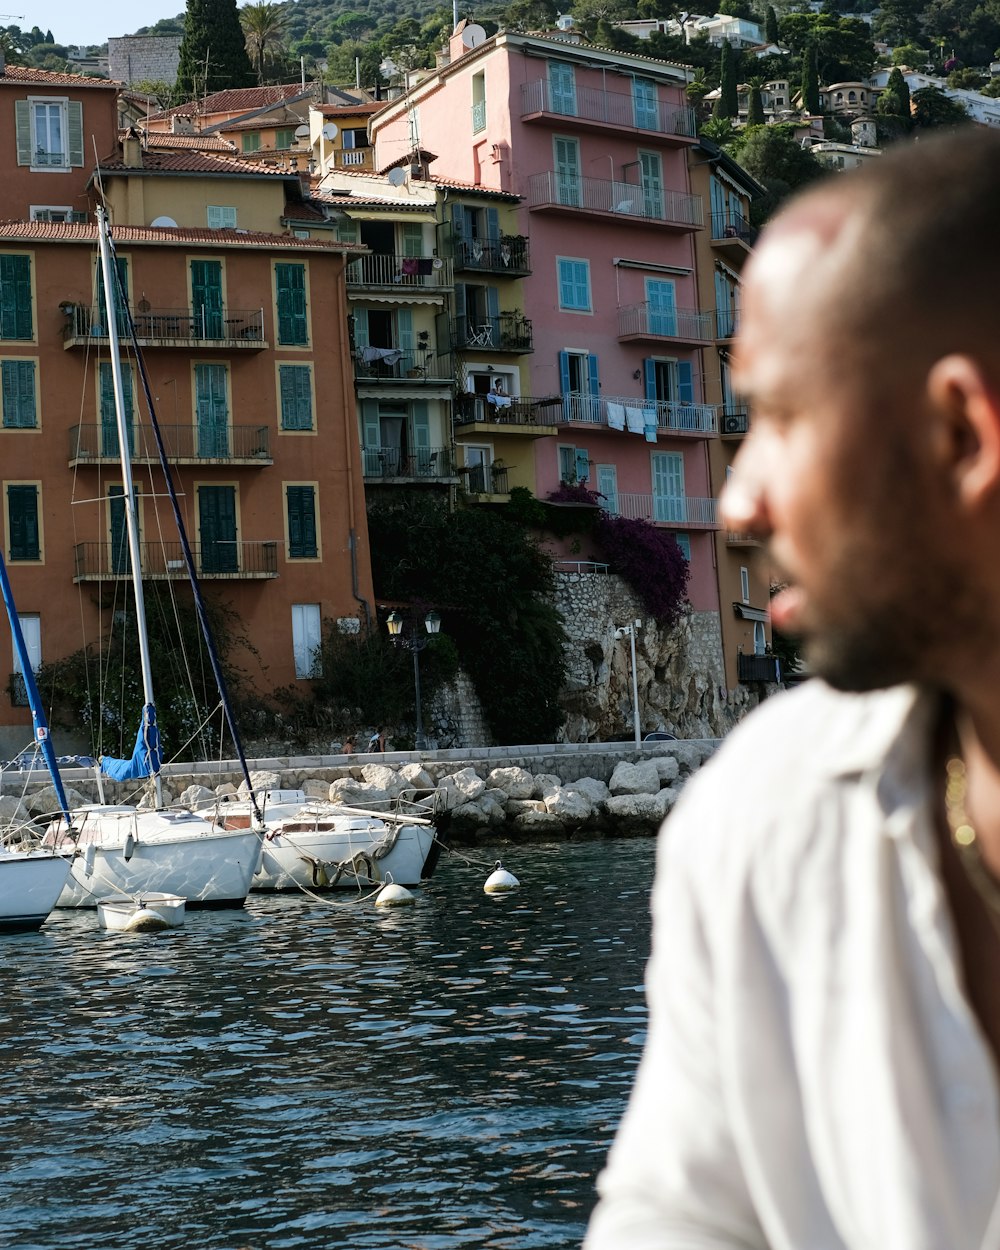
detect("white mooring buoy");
top-left (484, 860), bottom-right (520, 894)
top-left (123, 907), bottom-right (171, 933)
top-left (375, 881), bottom-right (416, 908)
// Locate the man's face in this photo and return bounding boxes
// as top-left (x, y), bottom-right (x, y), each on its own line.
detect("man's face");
top-left (724, 215), bottom-right (958, 692)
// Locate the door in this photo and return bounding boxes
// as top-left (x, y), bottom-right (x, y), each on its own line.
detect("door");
top-left (548, 61), bottom-right (576, 114)
top-left (464, 445), bottom-right (491, 493)
top-left (99, 362), bottom-right (135, 457)
top-left (191, 259), bottom-right (224, 339)
top-left (198, 485), bottom-right (238, 573)
top-left (633, 78), bottom-right (658, 130)
top-left (196, 364), bottom-right (230, 457)
top-left (554, 136), bottom-right (581, 207)
top-left (596, 464), bottom-right (618, 514)
top-left (639, 151), bottom-right (664, 219)
top-left (652, 452), bottom-right (685, 523)
top-left (646, 279), bottom-right (677, 337)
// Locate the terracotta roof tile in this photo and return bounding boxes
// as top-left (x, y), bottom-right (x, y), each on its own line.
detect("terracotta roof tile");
top-left (318, 101), bottom-right (386, 116)
top-left (0, 65), bottom-right (121, 88)
top-left (330, 168), bottom-right (520, 201)
top-left (97, 149), bottom-right (292, 177)
top-left (139, 132), bottom-right (237, 152)
top-left (151, 83), bottom-right (312, 121)
top-left (0, 220), bottom-right (364, 251)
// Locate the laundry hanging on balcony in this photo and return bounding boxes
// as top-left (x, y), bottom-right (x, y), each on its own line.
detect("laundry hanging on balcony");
top-left (625, 406), bottom-right (646, 434)
top-left (607, 402), bottom-right (626, 431)
top-left (361, 346), bottom-right (403, 365)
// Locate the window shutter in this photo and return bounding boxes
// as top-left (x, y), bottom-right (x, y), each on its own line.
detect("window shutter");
top-left (559, 350), bottom-right (571, 394)
top-left (411, 399), bottom-right (430, 449)
top-left (68, 101), bottom-right (84, 166)
top-left (15, 101), bottom-right (32, 165)
top-left (451, 202), bottom-right (467, 247)
top-left (644, 358), bottom-right (656, 401)
top-left (485, 208), bottom-right (499, 242)
top-left (287, 485), bottom-right (317, 558)
top-left (677, 361), bottom-right (694, 404)
top-left (279, 364), bottom-right (312, 430)
top-left (485, 286), bottom-right (500, 321)
top-left (402, 222), bottom-right (423, 257)
top-left (587, 353), bottom-right (600, 396)
top-left (275, 263), bottom-right (307, 345)
top-left (353, 306), bottom-right (369, 348)
top-left (0, 254), bottom-right (33, 340)
top-left (7, 484), bottom-right (40, 560)
top-left (361, 399), bottom-right (381, 449)
top-left (2, 360), bottom-right (36, 428)
top-left (397, 306), bottom-right (413, 351)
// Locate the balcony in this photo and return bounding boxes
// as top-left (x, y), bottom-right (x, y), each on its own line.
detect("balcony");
top-left (453, 312), bottom-right (533, 354)
top-left (362, 446), bottom-right (456, 481)
top-left (720, 407), bottom-right (749, 438)
top-left (463, 462), bottom-right (509, 496)
top-left (63, 305), bottom-right (267, 351)
top-left (738, 652), bottom-right (781, 684)
top-left (353, 348), bottom-right (451, 383)
top-left (453, 236), bottom-right (531, 277)
top-left (519, 80), bottom-right (697, 143)
top-left (33, 148), bottom-right (68, 168)
top-left (341, 150), bottom-right (368, 166)
top-left (69, 423), bottom-right (272, 467)
top-left (454, 392), bottom-right (560, 435)
top-left (618, 303), bottom-right (714, 346)
top-left (715, 307), bottom-right (742, 341)
top-left (710, 212), bottom-right (757, 253)
top-left (607, 492), bottom-right (720, 529)
top-left (527, 171), bottom-right (703, 230)
top-left (558, 393), bottom-right (717, 437)
top-left (73, 540), bottom-right (279, 582)
top-left (726, 532), bottom-right (762, 548)
top-left (345, 253), bottom-right (453, 294)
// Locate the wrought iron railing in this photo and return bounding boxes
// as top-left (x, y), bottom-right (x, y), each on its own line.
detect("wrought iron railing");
top-left (527, 171), bottom-right (703, 228)
top-left (738, 653), bottom-right (781, 684)
top-left (353, 348), bottom-right (448, 380)
top-left (454, 393), bottom-right (561, 426)
top-left (452, 312), bottom-right (534, 352)
top-left (618, 303), bottom-right (714, 342)
top-left (710, 211), bottom-right (756, 244)
top-left (362, 446), bottom-right (453, 479)
top-left (471, 99), bottom-right (487, 133)
top-left (453, 236), bottom-right (531, 275)
top-left (557, 393), bottom-right (717, 434)
top-left (69, 423), bottom-right (271, 463)
top-left (716, 307), bottom-right (742, 339)
top-left (33, 148), bottom-right (68, 167)
top-left (345, 253), bottom-right (452, 289)
top-left (464, 463), bottom-right (509, 494)
top-left (73, 540), bottom-right (279, 580)
top-left (8, 673), bottom-right (28, 708)
top-left (63, 304), bottom-right (266, 344)
top-left (520, 80), bottom-right (697, 138)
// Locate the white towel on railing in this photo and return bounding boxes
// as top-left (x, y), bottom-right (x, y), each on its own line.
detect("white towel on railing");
top-left (644, 408), bottom-right (658, 443)
top-left (625, 406), bottom-right (645, 434)
top-left (607, 402), bottom-right (626, 430)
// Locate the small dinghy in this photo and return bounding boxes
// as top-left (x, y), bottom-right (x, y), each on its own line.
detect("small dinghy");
top-left (97, 893), bottom-right (186, 933)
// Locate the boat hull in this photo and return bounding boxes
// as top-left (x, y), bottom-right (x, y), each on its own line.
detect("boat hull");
top-left (253, 821), bottom-right (437, 891)
top-left (48, 807), bottom-right (262, 908)
top-left (97, 892), bottom-right (186, 931)
top-left (0, 851), bottom-right (73, 933)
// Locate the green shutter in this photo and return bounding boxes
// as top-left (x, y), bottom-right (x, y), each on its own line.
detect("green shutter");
top-left (0, 254), bottom-right (32, 340)
top-left (68, 100), bottom-right (84, 166)
top-left (286, 485), bottom-right (317, 558)
top-left (275, 263), bottom-right (307, 345)
top-left (15, 101), bottom-right (32, 165)
top-left (279, 364), bottom-right (313, 430)
top-left (195, 363), bottom-right (229, 457)
top-left (191, 259), bottom-right (223, 337)
top-left (1, 360), bottom-right (37, 428)
top-left (7, 484), bottom-right (40, 560)
top-left (397, 306), bottom-right (413, 352)
top-left (402, 223), bottom-right (423, 257)
top-left (99, 361), bottom-right (134, 455)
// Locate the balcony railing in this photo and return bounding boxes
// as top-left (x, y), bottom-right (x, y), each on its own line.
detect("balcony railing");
top-left (33, 148), bottom-right (68, 167)
top-left (63, 305), bottom-right (266, 349)
top-left (353, 348), bottom-right (450, 381)
top-left (345, 253), bottom-right (452, 290)
top-left (453, 236), bottom-right (531, 276)
top-left (558, 393), bottom-right (717, 436)
top-left (618, 303), bottom-right (715, 343)
top-left (720, 407), bottom-right (749, 437)
top-left (464, 463), bottom-right (509, 495)
top-left (520, 80), bottom-right (697, 139)
top-left (710, 211), bottom-right (756, 245)
top-left (471, 99), bottom-right (487, 133)
top-left (453, 312), bottom-right (533, 353)
top-left (73, 540), bottom-right (279, 581)
top-left (341, 150), bottom-right (367, 165)
top-left (69, 423), bottom-right (272, 465)
top-left (738, 653), bottom-right (781, 684)
top-left (607, 492), bottom-right (720, 529)
top-left (715, 307), bottom-right (742, 339)
top-left (527, 171), bottom-right (703, 229)
top-left (362, 446), bottom-right (454, 479)
top-left (455, 392), bottom-right (561, 427)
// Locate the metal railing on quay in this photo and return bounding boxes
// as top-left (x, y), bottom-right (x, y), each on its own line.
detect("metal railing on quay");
top-left (69, 423), bottom-right (271, 463)
top-left (519, 80), bottom-right (696, 138)
top-left (73, 540), bottom-right (279, 580)
top-left (527, 171), bottom-right (703, 228)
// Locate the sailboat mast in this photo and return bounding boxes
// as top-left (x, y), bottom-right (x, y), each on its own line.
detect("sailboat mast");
top-left (96, 208), bottom-right (163, 808)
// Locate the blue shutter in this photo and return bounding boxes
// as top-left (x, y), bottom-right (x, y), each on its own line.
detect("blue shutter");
top-left (485, 208), bottom-right (499, 242)
top-left (353, 307), bottom-right (369, 348)
top-left (575, 449), bottom-right (590, 483)
top-left (559, 350), bottom-right (571, 394)
top-left (677, 361), bottom-right (694, 404)
top-left (587, 353), bottom-right (600, 395)
top-left (397, 306), bottom-right (413, 352)
top-left (486, 286), bottom-right (500, 341)
top-left (643, 358), bottom-right (656, 401)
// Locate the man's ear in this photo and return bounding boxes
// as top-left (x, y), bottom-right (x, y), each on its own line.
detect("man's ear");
top-left (926, 355), bottom-right (1000, 510)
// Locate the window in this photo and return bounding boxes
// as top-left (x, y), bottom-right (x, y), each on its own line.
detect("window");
top-left (557, 258), bottom-right (591, 312)
top-left (278, 364), bottom-right (314, 431)
top-left (559, 349), bottom-right (600, 421)
top-left (195, 363), bottom-right (230, 457)
top-left (275, 127), bottom-right (296, 149)
top-left (15, 97), bottom-right (83, 169)
top-left (558, 444), bottom-right (590, 484)
top-left (29, 206), bottom-right (77, 222)
top-left (292, 604), bottom-right (322, 678)
top-left (242, 132), bottom-right (261, 153)
top-left (740, 566), bottom-right (750, 603)
top-left (99, 361), bottom-right (135, 456)
top-left (337, 220), bottom-right (359, 244)
top-left (754, 621), bottom-right (767, 655)
top-left (633, 77), bottom-right (658, 130)
top-left (0, 255), bottom-right (33, 341)
top-left (292, 229), bottom-right (310, 239)
top-left (275, 262), bottom-right (308, 345)
top-left (1, 360), bottom-right (37, 428)
top-left (652, 452), bottom-right (685, 523)
top-left (673, 532), bottom-right (691, 561)
top-left (472, 71), bottom-right (486, 133)
top-left (639, 151), bottom-right (664, 219)
top-left (554, 136), bottom-right (580, 207)
top-left (548, 60), bottom-right (576, 114)
top-left (596, 464), bottom-right (618, 513)
top-left (342, 128), bottom-right (371, 149)
top-left (645, 278), bottom-right (677, 336)
top-left (10, 612), bottom-right (40, 706)
top-left (6, 483), bottom-right (41, 561)
top-left (207, 205), bottom-right (237, 229)
top-left (286, 485), bottom-right (318, 559)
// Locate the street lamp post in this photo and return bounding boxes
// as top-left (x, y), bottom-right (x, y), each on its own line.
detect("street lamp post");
top-left (386, 609), bottom-right (441, 751)
top-left (614, 619), bottom-right (643, 748)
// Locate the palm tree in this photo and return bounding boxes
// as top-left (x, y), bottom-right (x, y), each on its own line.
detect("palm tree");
top-left (239, 2), bottom-right (288, 85)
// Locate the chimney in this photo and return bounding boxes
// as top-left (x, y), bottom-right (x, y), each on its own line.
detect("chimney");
top-left (123, 127), bottom-right (143, 168)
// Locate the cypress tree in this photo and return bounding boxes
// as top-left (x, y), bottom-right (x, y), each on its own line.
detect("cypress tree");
top-left (716, 41), bottom-right (740, 119)
top-left (746, 77), bottom-right (765, 125)
top-left (879, 66), bottom-right (912, 122)
top-left (765, 5), bottom-right (779, 44)
top-left (801, 43), bottom-right (821, 113)
top-left (176, 0), bottom-right (255, 99)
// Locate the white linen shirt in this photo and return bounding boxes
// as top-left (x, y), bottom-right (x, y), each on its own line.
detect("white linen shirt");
top-left (585, 681), bottom-right (1000, 1250)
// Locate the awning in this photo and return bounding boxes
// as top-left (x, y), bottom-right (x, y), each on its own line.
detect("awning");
top-left (733, 603), bottom-right (769, 622)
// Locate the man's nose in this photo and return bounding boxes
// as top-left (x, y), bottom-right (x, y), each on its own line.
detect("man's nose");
top-left (720, 450), bottom-right (770, 538)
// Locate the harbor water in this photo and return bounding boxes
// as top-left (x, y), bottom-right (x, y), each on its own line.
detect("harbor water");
top-left (0, 839), bottom-right (655, 1250)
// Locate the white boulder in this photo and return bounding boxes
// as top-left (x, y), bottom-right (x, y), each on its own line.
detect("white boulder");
top-left (179, 784), bottom-right (216, 809)
top-left (609, 760), bottom-right (662, 797)
top-left (543, 787), bottom-right (593, 822)
top-left (25, 785), bottom-right (88, 817)
top-left (568, 776), bottom-right (609, 805)
top-left (399, 762), bottom-right (434, 790)
top-left (486, 766), bottom-right (535, 799)
top-left (506, 798), bottom-right (546, 816)
top-left (239, 769), bottom-right (281, 798)
top-left (512, 808), bottom-right (565, 834)
top-left (328, 777), bottom-right (390, 807)
top-left (653, 756), bottom-right (680, 786)
top-left (604, 792), bottom-right (668, 824)
top-left (437, 768), bottom-right (485, 810)
top-left (0, 795), bottom-right (29, 825)
top-left (361, 763), bottom-right (403, 795)
top-left (302, 779), bottom-right (330, 799)
top-left (532, 773), bottom-right (563, 799)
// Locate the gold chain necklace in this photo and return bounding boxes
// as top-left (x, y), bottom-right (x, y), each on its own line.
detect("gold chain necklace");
top-left (944, 754), bottom-right (1000, 923)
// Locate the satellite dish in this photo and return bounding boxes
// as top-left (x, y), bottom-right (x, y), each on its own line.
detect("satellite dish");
top-left (386, 167), bottom-right (407, 186)
top-left (322, 122), bottom-right (339, 140)
top-left (294, 124), bottom-right (310, 138)
top-left (462, 23), bottom-right (487, 47)
top-left (432, 258), bottom-right (443, 269)
top-left (379, 58), bottom-right (398, 78)
top-left (150, 215), bottom-right (178, 227)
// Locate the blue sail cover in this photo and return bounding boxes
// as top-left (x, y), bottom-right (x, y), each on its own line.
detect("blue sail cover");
top-left (102, 703), bottom-right (162, 782)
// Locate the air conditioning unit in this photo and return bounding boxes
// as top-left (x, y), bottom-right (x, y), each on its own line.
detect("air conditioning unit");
top-left (723, 412), bottom-right (746, 435)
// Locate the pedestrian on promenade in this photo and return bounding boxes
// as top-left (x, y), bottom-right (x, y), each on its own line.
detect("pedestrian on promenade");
top-left (367, 727), bottom-right (385, 753)
top-left (586, 128), bottom-right (1000, 1250)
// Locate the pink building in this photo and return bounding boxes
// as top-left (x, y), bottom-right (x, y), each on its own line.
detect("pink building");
top-left (371, 28), bottom-right (722, 615)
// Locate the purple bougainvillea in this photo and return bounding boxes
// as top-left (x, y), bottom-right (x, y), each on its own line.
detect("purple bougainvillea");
top-left (594, 514), bottom-right (690, 627)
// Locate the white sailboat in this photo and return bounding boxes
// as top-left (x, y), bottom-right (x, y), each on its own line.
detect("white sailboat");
top-left (43, 209), bottom-right (262, 908)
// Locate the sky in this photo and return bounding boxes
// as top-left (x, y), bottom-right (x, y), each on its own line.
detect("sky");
top-left (21, 1), bottom-right (185, 48)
